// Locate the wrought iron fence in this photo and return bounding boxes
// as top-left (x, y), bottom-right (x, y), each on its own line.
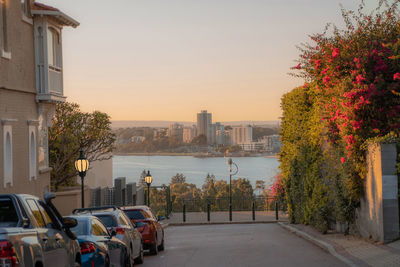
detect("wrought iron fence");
top-left (171, 196), bottom-right (286, 213)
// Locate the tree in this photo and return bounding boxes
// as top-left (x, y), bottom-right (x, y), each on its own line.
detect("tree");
top-left (191, 134), bottom-right (207, 146)
top-left (49, 102), bottom-right (116, 190)
top-left (139, 170), bottom-right (147, 187)
top-left (255, 180), bottom-right (265, 195)
top-left (170, 173), bottom-right (186, 184)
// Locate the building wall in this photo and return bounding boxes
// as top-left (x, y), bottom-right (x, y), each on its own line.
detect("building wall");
top-left (355, 143), bottom-right (399, 243)
top-left (78, 157), bottom-right (113, 189)
top-left (232, 125), bottom-right (252, 144)
top-left (0, 1), bottom-right (50, 197)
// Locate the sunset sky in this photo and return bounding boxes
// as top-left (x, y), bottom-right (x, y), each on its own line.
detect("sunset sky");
top-left (41, 0), bottom-right (376, 122)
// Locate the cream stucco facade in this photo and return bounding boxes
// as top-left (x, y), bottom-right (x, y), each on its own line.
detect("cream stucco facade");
top-left (0, 1), bottom-right (78, 197)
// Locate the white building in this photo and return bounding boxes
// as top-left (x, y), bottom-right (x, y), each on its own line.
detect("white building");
top-left (232, 125), bottom-right (253, 144)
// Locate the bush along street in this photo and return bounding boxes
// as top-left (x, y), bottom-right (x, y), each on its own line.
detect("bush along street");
top-left (280, 1), bottom-right (400, 233)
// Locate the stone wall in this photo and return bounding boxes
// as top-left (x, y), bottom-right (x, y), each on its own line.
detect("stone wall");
top-left (355, 143), bottom-right (399, 243)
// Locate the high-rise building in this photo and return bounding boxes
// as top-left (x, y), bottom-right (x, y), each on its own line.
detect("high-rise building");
top-left (232, 125), bottom-right (253, 144)
top-left (183, 125), bottom-right (197, 143)
top-left (215, 122), bottom-right (225, 145)
top-left (197, 110), bottom-right (212, 137)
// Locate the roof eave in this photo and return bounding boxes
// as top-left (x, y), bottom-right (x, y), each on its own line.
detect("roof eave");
top-left (31, 10), bottom-right (80, 28)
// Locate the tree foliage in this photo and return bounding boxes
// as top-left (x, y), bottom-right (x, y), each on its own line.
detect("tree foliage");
top-left (281, 0), bottom-right (400, 232)
top-left (49, 102), bottom-right (116, 190)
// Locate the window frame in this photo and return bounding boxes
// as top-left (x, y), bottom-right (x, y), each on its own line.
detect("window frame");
top-left (28, 126), bottom-right (37, 180)
top-left (3, 125), bottom-right (13, 188)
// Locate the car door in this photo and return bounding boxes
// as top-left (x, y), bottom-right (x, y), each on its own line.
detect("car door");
top-left (91, 218), bottom-right (121, 265)
top-left (118, 212), bottom-right (140, 258)
top-left (150, 209), bottom-right (163, 245)
top-left (36, 200), bottom-right (71, 267)
top-left (25, 199), bottom-right (67, 266)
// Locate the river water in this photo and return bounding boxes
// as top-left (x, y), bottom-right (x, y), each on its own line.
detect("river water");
top-left (113, 155), bottom-right (280, 188)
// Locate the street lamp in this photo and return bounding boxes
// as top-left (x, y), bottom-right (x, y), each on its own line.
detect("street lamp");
top-left (145, 170), bottom-right (153, 206)
top-left (75, 149), bottom-right (89, 208)
top-left (227, 157), bottom-right (238, 221)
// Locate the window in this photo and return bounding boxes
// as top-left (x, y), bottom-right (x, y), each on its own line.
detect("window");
top-left (95, 215), bottom-right (117, 228)
top-left (47, 28), bottom-right (60, 67)
top-left (0, 0), bottom-right (11, 58)
top-left (117, 212), bottom-right (130, 227)
top-left (70, 219), bottom-right (87, 236)
top-left (0, 197), bottom-right (18, 227)
top-left (26, 199), bottom-right (45, 228)
top-left (36, 201), bottom-right (54, 228)
top-left (3, 125), bottom-right (12, 188)
top-left (21, 0), bottom-right (29, 16)
top-left (29, 126), bottom-right (37, 180)
top-left (91, 219), bottom-right (109, 236)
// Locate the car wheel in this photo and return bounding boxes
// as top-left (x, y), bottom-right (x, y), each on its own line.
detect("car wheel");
top-left (150, 236), bottom-right (158, 255)
top-left (103, 255), bottom-right (110, 267)
top-left (124, 249), bottom-right (131, 267)
top-left (134, 243), bottom-right (144, 264)
top-left (158, 234), bottom-right (165, 251)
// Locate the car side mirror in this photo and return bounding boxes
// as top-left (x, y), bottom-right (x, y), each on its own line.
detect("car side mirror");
top-left (63, 217), bottom-right (78, 228)
top-left (110, 229), bottom-right (117, 237)
top-left (157, 216), bottom-right (165, 221)
top-left (21, 218), bottom-right (30, 228)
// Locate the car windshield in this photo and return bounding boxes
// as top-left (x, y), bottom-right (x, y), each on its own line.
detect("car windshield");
top-left (70, 219), bottom-right (88, 236)
top-left (0, 198), bottom-right (18, 227)
top-left (124, 210), bottom-right (146, 220)
top-left (95, 215), bottom-right (117, 227)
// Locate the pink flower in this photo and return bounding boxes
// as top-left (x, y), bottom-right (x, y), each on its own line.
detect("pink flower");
top-left (293, 63), bottom-right (301, 70)
top-left (355, 74), bottom-right (366, 84)
top-left (323, 76), bottom-right (330, 83)
top-left (332, 48), bottom-right (339, 58)
top-left (340, 157), bottom-right (346, 164)
top-left (394, 73), bottom-right (400, 80)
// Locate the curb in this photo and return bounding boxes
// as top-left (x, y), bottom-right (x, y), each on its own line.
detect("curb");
top-left (278, 222), bottom-right (357, 267)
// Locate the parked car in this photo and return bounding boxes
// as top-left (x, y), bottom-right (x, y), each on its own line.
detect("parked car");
top-left (121, 206), bottom-right (165, 254)
top-left (69, 215), bottom-right (135, 267)
top-left (0, 193), bottom-right (81, 267)
top-left (73, 206), bottom-right (143, 265)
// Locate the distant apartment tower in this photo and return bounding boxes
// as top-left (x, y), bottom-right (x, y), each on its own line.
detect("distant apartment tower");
top-left (183, 125), bottom-right (197, 143)
top-left (197, 110), bottom-right (212, 137)
top-left (232, 125), bottom-right (253, 144)
top-left (215, 123), bottom-right (225, 145)
top-left (168, 123), bottom-right (184, 142)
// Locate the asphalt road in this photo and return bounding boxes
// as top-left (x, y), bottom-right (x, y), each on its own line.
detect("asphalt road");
top-left (142, 223), bottom-right (346, 267)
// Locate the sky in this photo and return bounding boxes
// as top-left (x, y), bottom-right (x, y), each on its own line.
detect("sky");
top-left (40, 0), bottom-right (377, 122)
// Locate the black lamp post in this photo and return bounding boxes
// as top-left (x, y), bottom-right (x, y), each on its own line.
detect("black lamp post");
top-left (75, 149), bottom-right (89, 208)
top-left (227, 157), bottom-right (238, 221)
top-left (145, 170), bottom-right (153, 206)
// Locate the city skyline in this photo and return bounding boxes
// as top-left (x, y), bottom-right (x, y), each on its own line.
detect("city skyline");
top-left (40, 0), bottom-right (374, 121)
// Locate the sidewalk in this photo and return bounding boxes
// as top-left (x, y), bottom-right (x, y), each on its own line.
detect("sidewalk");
top-left (279, 222), bottom-right (400, 267)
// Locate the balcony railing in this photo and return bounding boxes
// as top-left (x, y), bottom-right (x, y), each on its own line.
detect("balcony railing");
top-left (48, 65), bottom-right (63, 95)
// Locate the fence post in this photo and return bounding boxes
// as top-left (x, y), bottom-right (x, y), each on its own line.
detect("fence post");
top-left (275, 201), bottom-right (279, 221)
top-left (183, 203), bottom-right (186, 222)
top-left (207, 202), bottom-right (210, 222)
top-left (252, 201), bottom-right (255, 221)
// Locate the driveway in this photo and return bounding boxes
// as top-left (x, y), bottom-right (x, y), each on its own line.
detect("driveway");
top-left (142, 223), bottom-right (346, 267)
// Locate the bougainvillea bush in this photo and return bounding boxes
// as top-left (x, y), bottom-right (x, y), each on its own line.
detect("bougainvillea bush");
top-left (280, 1), bottom-right (400, 232)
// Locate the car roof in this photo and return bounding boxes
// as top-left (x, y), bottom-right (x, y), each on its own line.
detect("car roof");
top-left (121, 205), bottom-right (150, 211)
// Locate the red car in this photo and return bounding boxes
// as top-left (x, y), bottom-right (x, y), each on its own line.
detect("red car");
top-left (122, 206), bottom-right (165, 254)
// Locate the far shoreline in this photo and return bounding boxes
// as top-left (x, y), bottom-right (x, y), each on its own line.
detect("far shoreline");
top-left (113, 152), bottom-right (278, 158)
